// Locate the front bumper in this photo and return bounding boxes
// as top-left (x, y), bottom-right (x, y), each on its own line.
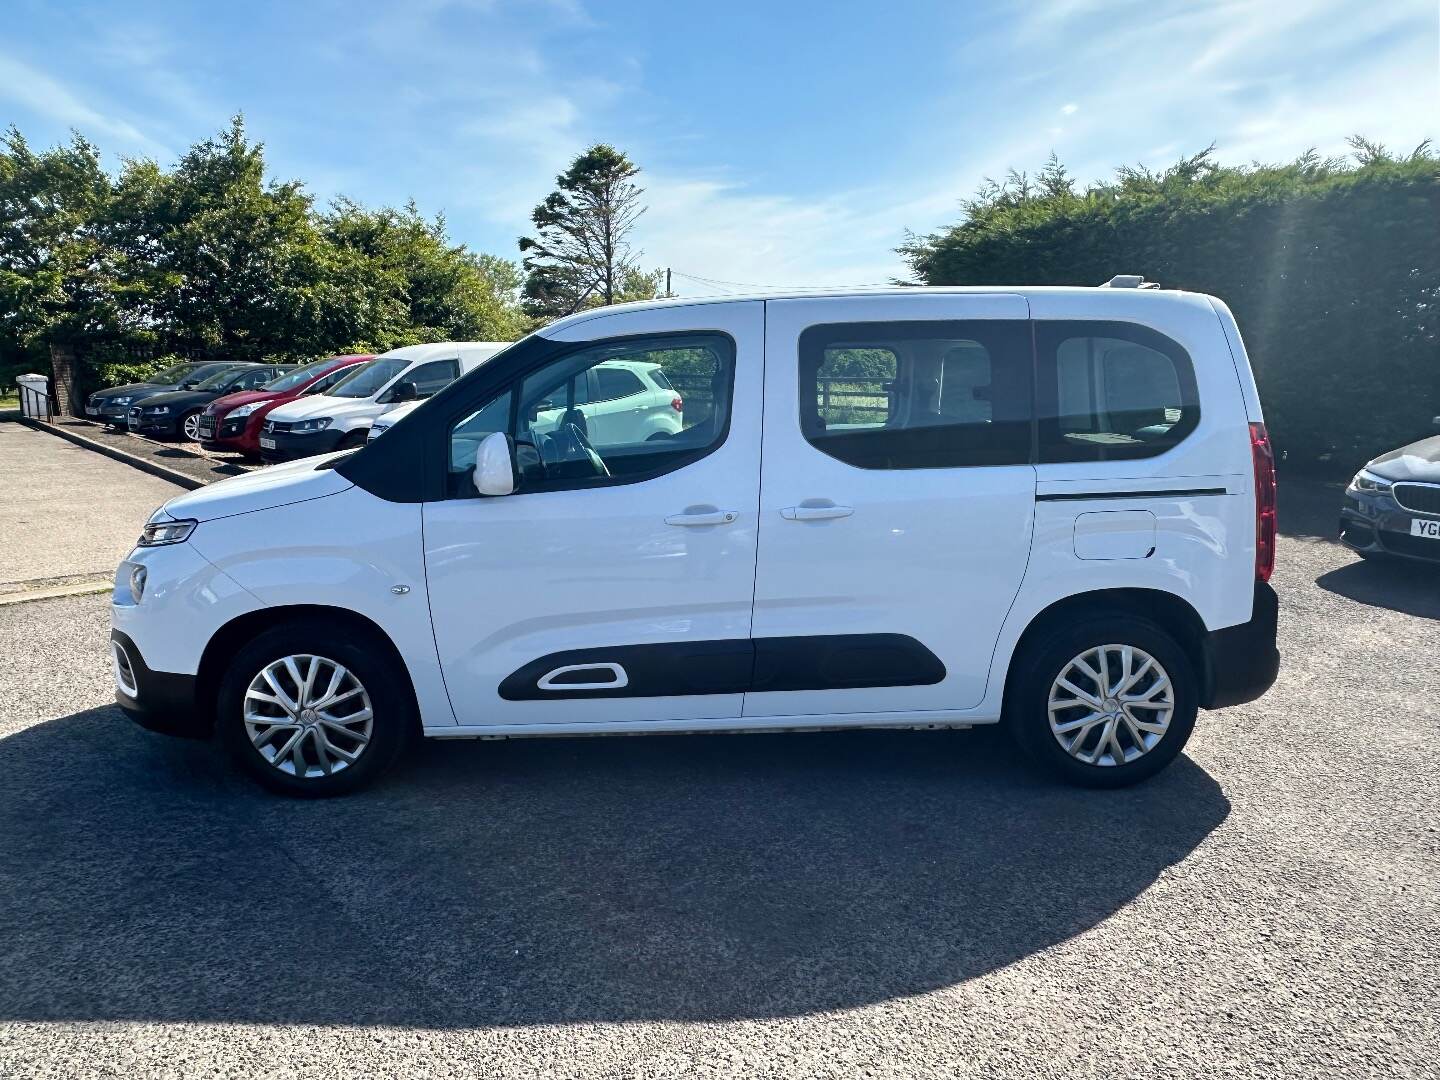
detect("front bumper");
top-left (1338, 487), bottom-right (1440, 563)
top-left (260, 426), bottom-right (348, 463)
top-left (111, 629), bottom-right (210, 739)
top-left (127, 409), bottom-right (181, 437)
top-left (199, 411), bottom-right (263, 454)
top-left (1200, 580), bottom-right (1280, 709)
top-left (86, 401), bottom-right (135, 423)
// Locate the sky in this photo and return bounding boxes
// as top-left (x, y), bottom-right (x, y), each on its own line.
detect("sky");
top-left (3, 0), bottom-right (1437, 295)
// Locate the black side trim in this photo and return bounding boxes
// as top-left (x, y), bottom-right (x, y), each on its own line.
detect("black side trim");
top-left (1200, 580), bottom-right (1280, 709)
top-left (111, 630), bottom-right (212, 739)
top-left (1036, 487), bottom-right (1228, 502)
top-left (499, 634), bottom-right (946, 701)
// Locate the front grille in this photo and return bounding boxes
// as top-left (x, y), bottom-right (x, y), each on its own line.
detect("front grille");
top-left (198, 416), bottom-right (216, 436)
top-left (128, 406), bottom-right (141, 422)
top-left (265, 420), bottom-right (294, 434)
top-left (1392, 482), bottom-right (1440, 517)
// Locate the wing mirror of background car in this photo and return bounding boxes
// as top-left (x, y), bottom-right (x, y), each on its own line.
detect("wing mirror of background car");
top-left (473, 431), bottom-right (517, 497)
top-left (387, 381), bottom-right (419, 404)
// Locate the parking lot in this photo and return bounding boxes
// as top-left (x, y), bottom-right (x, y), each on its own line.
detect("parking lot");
top-left (0, 427), bottom-right (1436, 1078)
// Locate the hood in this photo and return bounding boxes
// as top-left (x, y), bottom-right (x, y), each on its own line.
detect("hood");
top-left (136, 388), bottom-right (214, 410)
top-left (373, 400), bottom-right (422, 428)
top-left (158, 453), bottom-right (355, 523)
top-left (95, 381), bottom-right (172, 399)
top-left (1366, 434), bottom-right (1440, 483)
top-left (267, 394), bottom-right (377, 423)
top-left (207, 389), bottom-right (275, 415)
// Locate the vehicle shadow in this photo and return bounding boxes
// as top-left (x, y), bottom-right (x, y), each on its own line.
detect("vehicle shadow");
top-left (1315, 557), bottom-right (1440, 620)
top-left (0, 710), bottom-right (1228, 1028)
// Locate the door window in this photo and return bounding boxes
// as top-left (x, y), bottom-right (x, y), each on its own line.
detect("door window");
top-left (799, 320), bottom-right (1032, 468)
top-left (593, 366), bottom-right (646, 402)
top-left (393, 359), bottom-right (460, 401)
top-left (1036, 321), bottom-right (1198, 461)
top-left (447, 333), bottom-right (734, 495)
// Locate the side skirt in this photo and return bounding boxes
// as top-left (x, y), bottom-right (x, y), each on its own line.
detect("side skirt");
top-left (424, 709), bottom-right (999, 740)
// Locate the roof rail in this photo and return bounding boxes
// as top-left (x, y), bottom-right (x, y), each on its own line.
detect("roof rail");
top-left (1099, 275), bottom-right (1160, 289)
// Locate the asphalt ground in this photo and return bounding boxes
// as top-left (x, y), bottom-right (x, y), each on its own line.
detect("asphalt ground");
top-left (0, 449), bottom-right (1436, 1078)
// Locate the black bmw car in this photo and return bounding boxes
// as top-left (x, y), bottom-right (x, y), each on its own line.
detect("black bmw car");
top-left (1340, 433), bottom-right (1440, 563)
top-left (127, 364), bottom-right (293, 441)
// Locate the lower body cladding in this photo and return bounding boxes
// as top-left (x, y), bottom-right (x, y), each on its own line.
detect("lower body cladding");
top-left (259, 427), bottom-right (350, 463)
top-left (1340, 486), bottom-right (1440, 563)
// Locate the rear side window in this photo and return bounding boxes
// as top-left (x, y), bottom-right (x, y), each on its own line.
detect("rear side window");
top-left (799, 320), bottom-right (1032, 469)
top-left (593, 366), bottom-right (646, 401)
top-left (1035, 321), bottom-right (1199, 462)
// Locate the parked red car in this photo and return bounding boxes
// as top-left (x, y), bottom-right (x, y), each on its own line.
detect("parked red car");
top-left (199, 355), bottom-right (373, 459)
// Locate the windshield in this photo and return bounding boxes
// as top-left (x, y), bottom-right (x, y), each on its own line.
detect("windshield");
top-left (195, 367), bottom-right (247, 390)
top-left (329, 357), bottom-right (406, 398)
top-left (153, 362), bottom-right (200, 383)
top-left (263, 365), bottom-right (326, 393)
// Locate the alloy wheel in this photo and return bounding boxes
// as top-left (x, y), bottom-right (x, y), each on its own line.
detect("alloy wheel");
top-left (243, 654), bottom-right (374, 779)
top-left (182, 412), bottom-right (203, 441)
top-left (1047, 644), bottom-right (1174, 767)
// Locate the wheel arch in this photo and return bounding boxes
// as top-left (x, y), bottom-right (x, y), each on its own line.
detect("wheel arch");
top-left (196, 604), bottom-right (422, 734)
top-left (1001, 587), bottom-right (1208, 714)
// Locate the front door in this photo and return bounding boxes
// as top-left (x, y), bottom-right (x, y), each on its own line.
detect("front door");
top-left (423, 301), bottom-right (765, 728)
top-left (746, 293), bottom-right (1036, 718)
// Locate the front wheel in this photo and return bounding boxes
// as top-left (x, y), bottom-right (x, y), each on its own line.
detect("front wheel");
top-left (218, 620), bottom-right (414, 796)
top-left (180, 410), bottom-right (204, 441)
top-left (1005, 616), bottom-right (1197, 788)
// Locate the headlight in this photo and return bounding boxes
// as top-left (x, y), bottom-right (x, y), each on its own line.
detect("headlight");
top-left (137, 518), bottom-right (197, 546)
top-left (292, 417), bottom-right (333, 433)
top-left (145, 405), bottom-right (171, 415)
top-left (128, 564), bottom-right (148, 603)
top-left (1350, 469), bottom-right (1393, 495)
top-left (114, 396), bottom-right (132, 405)
top-left (228, 402), bottom-right (261, 418)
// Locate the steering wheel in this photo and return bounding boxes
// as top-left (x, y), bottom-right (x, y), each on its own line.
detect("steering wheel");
top-left (551, 422), bottom-right (610, 478)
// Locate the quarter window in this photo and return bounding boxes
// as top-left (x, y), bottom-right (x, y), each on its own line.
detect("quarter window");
top-left (447, 333), bottom-right (734, 495)
top-left (799, 320), bottom-right (1032, 469)
top-left (1036, 321), bottom-right (1199, 461)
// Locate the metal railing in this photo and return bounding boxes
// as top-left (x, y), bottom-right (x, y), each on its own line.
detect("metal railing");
top-left (17, 381), bottom-right (54, 422)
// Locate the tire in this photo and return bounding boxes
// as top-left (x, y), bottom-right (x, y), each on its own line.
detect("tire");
top-left (1005, 615), bottom-right (1197, 788)
top-left (218, 619), bottom-right (415, 797)
top-left (179, 409), bottom-right (204, 442)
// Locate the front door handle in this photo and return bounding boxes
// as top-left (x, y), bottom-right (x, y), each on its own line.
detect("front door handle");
top-left (665, 509), bottom-right (738, 526)
top-left (780, 504), bottom-right (854, 521)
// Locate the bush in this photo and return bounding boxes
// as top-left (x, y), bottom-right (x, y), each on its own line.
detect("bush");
top-left (901, 142), bottom-right (1440, 474)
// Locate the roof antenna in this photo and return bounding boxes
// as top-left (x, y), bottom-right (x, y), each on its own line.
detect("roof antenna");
top-left (1099, 275), bottom-right (1160, 289)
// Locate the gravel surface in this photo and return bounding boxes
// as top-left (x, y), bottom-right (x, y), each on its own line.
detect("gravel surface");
top-left (0, 480), bottom-right (1437, 1078)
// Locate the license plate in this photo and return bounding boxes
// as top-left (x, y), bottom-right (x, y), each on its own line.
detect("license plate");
top-left (1411, 518), bottom-right (1440, 539)
top-left (86, 406), bottom-right (99, 415)
top-left (260, 437), bottom-right (276, 450)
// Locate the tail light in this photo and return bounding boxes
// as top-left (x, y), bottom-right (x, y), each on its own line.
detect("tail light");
top-left (1250, 422), bottom-right (1277, 581)
top-left (670, 396), bottom-right (684, 413)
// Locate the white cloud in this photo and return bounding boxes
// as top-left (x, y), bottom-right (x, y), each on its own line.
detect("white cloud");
top-left (0, 52), bottom-right (171, 158)
top-left (1060, 102), bottom-right (1079, 115)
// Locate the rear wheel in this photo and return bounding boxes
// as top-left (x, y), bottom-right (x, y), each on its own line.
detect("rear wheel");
top-left (1005, 615), bottom-right (1197, 788)
top-left (218, 620), bottom-right (414, 796)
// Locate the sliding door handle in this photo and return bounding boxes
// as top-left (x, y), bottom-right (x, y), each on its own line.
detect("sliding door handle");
top-left (665, 509), bottom-right (738, 526)
top-left (780, 504), bottom-right (854, 521)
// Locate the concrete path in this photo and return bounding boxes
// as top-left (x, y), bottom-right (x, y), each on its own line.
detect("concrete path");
top-left (0, 420), bottom-right (183, 597)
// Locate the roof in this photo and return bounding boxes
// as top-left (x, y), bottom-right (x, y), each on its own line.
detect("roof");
top-left (376, 341), bottom-right (513, 362)
top-left (534, 285), bottom-right (1214, 339)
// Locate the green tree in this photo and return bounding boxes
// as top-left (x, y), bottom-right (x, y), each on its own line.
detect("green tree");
top-left (518, 144), bottom-right (649, 318)
top-left (900, 140), bottom-right (1440, 470)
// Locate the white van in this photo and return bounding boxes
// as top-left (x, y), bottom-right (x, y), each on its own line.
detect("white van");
top-left (259, 341), bottom-right (508, 463)
top-left (111, 284), bottom-right (1279, 796)
top-left (369, 357), bottom-right (684, 444)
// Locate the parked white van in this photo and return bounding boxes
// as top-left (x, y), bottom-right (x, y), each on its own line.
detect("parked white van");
top-left (368, 357), bottom-right (684, 445)
top-left (259, 341), bottom-right (508, 462)
top-left (112, 284), bottom-right (1279, 796)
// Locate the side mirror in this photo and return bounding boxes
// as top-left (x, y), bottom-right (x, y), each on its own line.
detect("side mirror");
top-left (473, 431), bottom-right (517, 496)
top-left (388, 381), bottom-right (418, 404)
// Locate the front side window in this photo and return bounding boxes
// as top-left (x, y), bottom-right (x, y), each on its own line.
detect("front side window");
top-left (391, 359), bottom-right (459, 401)
top-left (303, 365), bottom-right (359, 395)
top-left (799, 320), bottom-right (1032, 469)
top-left (447, 333), bottom-right (734, 495)
top-left (1035, 321), bottom-right (1199, 462)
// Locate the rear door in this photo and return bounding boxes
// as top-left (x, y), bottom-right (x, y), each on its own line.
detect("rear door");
top-left (746, 292), bottom-right (1036, 718)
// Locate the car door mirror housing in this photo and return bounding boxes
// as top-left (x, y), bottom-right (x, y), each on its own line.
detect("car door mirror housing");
top-left (473, 431), bottom-right (517, 496)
